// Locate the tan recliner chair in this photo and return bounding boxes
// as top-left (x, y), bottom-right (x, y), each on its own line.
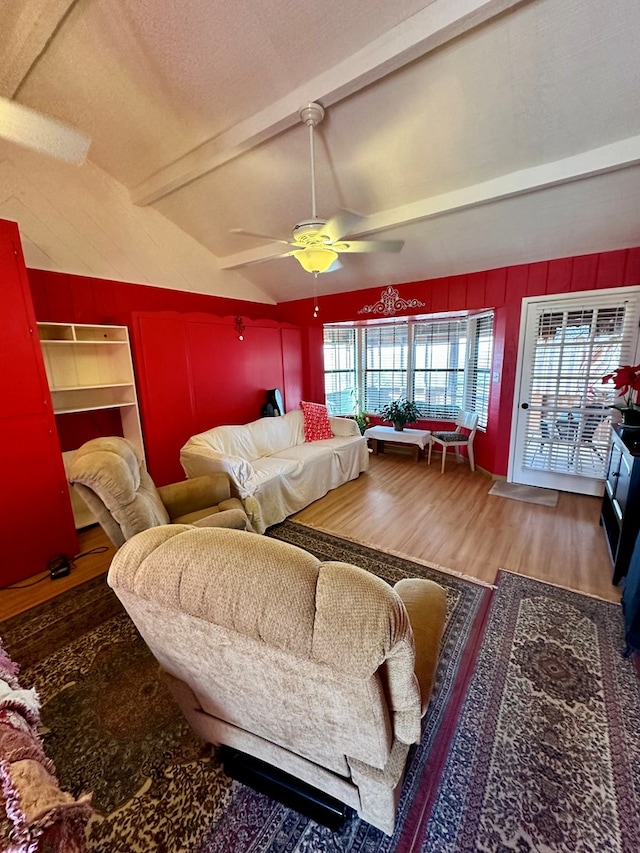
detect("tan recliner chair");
top-left (107, 524), bottom-right (447, 834)
top-left (68, 437), bottom-right (251, 548)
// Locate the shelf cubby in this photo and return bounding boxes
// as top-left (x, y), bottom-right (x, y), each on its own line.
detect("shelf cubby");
top-left (38, 322), bottom-right (144, 529)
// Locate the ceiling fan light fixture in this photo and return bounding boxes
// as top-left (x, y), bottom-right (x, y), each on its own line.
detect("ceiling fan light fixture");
top-left (293, 246), bottom-right (338, 274)
top-left (230, 102), bottom-right (403, 278)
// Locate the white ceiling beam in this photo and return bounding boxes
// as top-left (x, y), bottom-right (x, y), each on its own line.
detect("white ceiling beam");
top-left (0, 0), bottom-right (78, 97)
top-left (361, 136), bottom-right (640, 234)
top-left (132, 0), bottom-right (528, 207)
top-left (218, 137), bottom-right (640, 269)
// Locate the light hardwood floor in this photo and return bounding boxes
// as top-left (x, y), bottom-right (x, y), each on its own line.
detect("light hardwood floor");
top-left (0, 449), bottom-right (620, 622)
top-left (295, 451), bottom-right (619, 601)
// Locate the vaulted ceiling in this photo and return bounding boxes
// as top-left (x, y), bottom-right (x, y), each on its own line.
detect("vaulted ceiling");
top-left (1, 0), bottom-right (639, 305)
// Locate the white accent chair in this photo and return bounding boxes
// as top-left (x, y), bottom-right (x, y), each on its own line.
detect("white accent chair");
top-left (428, 411), bottom-right (479, 473)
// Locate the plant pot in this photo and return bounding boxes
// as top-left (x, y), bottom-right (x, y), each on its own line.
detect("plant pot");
top-left (393, 422), bottom-right (404, 431)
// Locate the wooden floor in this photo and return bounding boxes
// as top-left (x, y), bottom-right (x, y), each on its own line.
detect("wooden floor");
top-left (0, 524), bottom-right (117, 622)
top-left (0, 449), bottom-right (620, 622)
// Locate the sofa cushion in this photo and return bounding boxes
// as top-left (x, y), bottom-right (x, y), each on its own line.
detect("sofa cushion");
top-left (301, 401), bottom-right (333, 441)
top-left (250, 412), bottom-right (304, 456)
top-left (271, 442), bottom-right (333, 465)
top-left (249, 456), bottom-right (300, 485)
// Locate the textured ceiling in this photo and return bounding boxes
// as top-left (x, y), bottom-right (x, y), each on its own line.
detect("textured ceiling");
top-left (1, 0), bottom-right (639, 304)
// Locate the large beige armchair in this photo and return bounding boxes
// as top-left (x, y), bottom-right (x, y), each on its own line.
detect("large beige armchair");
top-left (107, 524), bottom-right (447, 834)
top-left (68, 436), bottom-right (251, 547)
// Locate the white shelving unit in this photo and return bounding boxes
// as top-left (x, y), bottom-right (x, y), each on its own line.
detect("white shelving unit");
top-left (38, 322), bottom-right (144, 528)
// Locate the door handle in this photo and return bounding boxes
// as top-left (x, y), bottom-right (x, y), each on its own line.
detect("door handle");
top-left (521, 403), bottom-right (529, 410)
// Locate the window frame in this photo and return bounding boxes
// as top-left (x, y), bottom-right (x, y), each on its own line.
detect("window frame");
top-left (323, 311), bottom-right (494, 430)
top-left (322, 325), bottom-right (358, 416)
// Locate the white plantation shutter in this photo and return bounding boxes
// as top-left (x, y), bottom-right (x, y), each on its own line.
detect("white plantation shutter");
top-left (517, 290), bottom-right (640, 485)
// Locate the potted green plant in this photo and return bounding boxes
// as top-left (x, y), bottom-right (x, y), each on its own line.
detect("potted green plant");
top-left (353, 410), bottom-right (370, 435)
top-left (602, 363), bottom-right (640, 425)
top-left (349, 390), bottom-right (370, 435)
top-left (377, 397), bottom-right (421, 431)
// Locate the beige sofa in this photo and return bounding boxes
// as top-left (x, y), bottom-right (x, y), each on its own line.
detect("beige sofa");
top-left (180, 410), bottom-right (369, 533)
top-left (107, 524), bottom-right (447, 834)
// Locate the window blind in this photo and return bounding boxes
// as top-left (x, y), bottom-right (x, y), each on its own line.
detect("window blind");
top-left (323, 326), bottom-right (357, 414)
top-left (363, 325), bottom-right (408, 413)
top-left (464, 313), bottom-right (494, 429)
top-left (412, 318), bottom-right (467, 419)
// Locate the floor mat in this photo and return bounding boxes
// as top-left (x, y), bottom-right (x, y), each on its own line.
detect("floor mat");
top-left (488, 480), bottom-right (559, 506)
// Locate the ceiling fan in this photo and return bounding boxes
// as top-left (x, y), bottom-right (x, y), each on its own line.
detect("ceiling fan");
top-left (0, 96), bottom-right (90, 165)
top-left (230, 102), bottom-right (403, 276)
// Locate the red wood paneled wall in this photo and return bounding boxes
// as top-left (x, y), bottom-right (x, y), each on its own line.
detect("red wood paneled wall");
top-left (28, 268), bottom-right (281, 326)
top-left (28, 270), bottom-right (302, 486)
top-left (0, 222), bottom-right (78, 583)
top-left (132, 312), bottom-right (303, 484)
top-left (279, 248), bottom-right (640, 475)
top-left (26, 246), bottom-right (640, 481)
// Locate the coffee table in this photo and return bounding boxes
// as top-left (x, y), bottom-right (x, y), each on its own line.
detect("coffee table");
top-left (363, 425), bottom-right (431, 462)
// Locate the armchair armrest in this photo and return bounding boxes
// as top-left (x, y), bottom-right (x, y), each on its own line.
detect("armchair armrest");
top-left (180, 446), bottom-right (255, 496)
top-left (329, 416), bottom-right (360, 437)
top-left (393, 578), bottom-right (447, 716)
top-left (191, 507), bottom-right (253, 531)
top-left (157, 473), bottom-right (233, 520)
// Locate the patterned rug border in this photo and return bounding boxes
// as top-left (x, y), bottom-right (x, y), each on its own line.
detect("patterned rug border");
top-left (498, 565), bottom-right (622, 604)
top-left (283, 520), bottom-right (496, 588)
top-left (394, 586), bottom-right (494, 853)
top-left (0, 572), bottom-right (119, 669)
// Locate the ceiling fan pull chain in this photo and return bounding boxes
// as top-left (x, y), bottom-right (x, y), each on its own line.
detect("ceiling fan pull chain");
top-left (313, 272), bottom-right (319, 317)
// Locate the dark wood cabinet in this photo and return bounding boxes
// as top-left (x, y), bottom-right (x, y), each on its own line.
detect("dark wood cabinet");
top-left (601, 425), bottom-right (640, 585)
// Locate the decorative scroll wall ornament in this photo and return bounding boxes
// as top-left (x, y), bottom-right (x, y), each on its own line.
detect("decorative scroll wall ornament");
top-left (357, 286), bottom-right (425, 317)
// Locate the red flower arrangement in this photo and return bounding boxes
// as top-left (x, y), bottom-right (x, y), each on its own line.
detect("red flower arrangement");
top-left (602, 363), bottom-right (640, 410)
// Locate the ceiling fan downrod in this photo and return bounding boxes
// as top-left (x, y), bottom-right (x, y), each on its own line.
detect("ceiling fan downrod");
top-left (299, 103), bottom-right (324, 221)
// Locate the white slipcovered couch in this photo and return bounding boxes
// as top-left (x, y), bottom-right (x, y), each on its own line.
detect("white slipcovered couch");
top-left (180, 409), bottom-right (369, 533)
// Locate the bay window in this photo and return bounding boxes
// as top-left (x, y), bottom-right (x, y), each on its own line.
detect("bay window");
top-left (323, 312), bottom-right (494, 429)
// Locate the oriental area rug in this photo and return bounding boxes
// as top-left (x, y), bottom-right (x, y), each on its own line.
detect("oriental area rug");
top-left (1, 522), bottom-right (638, 852)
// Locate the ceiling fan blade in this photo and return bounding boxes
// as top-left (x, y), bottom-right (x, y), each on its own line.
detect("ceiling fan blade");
top-left (229, 227), bottom-right (291, 246)
top-left (334, 239), bottom-right (404, 254)
top-left (0, 96), bottom-right (90, 164)
top-left (222, 249), bottom-right (295, 270)
top-left (323, 208), bottom-right (367, 243)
